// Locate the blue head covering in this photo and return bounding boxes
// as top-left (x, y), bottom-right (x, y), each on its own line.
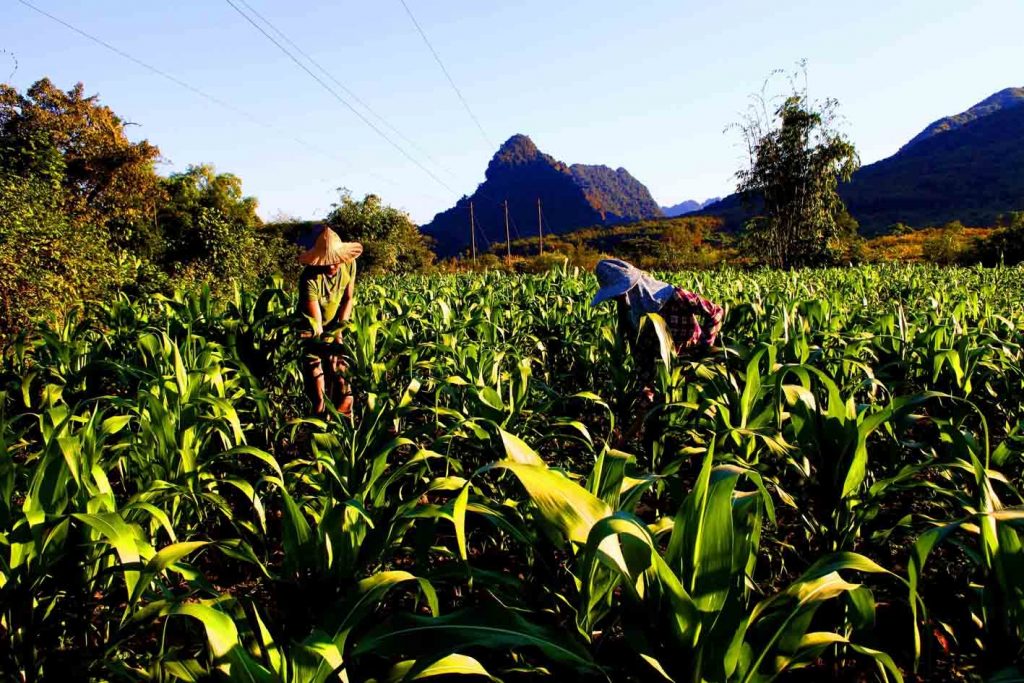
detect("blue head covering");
top-left (591, 259), bottom-right (675, 327)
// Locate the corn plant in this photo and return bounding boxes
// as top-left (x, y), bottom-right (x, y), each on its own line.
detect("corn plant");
top-left (2, 264), bottom-right (1023, 680)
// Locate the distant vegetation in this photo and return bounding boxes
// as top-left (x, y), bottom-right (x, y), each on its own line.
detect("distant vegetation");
top-left (480, 215), bottom-right (732, 272)
top-left (862, 222), bottom-right (990, 264)
top-left (702, 85), bottom-right (1024, 234)
top-left (3, 75), bottom-right (1024, 342)
top-left (0, 78), bottom-right (429, 340)
top-left (461, 213), bottom-right (1021, 275)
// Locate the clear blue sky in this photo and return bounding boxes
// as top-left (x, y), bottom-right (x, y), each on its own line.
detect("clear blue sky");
top-left (3, 0), bottom-right (1023, 224)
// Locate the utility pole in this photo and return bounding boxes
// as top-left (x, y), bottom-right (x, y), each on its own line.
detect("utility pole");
top-left (469, 201), bottom-right (476, 264)
top-left (504, 199), bottom-right (511, 263)
top-left (537, 197), bottom-right (544, 255)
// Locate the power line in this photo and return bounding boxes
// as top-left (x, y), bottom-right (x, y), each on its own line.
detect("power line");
top-left (508, 211), bottom-right (523, 241)
top-left (474, 192), bottom-right (524, 242)
top-left (469, 204), bottom-right (492, 248)
top-left (474, 216), bottom-right (493, 248)
top-left (224, 0), bottom-right (458, 196)
top-left (234, 0), bottom-right (457, 183)
top-left (540, 204), bottom-right (556, 243)
top-left (17, 0), bottom-right (263, 127)
top-left (12, 0), bottom-right (404, 193)
top-left (398, 0), bottom-right (492, 150)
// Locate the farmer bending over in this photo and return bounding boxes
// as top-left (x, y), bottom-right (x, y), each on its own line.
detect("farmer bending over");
top-left (297, 226), bottom-right (362, 416)
top-left (591, 259), bottom-right (723, 439)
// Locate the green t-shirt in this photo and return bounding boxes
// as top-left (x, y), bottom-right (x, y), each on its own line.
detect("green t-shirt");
top-left (298, 262), bottom-right (356, 329)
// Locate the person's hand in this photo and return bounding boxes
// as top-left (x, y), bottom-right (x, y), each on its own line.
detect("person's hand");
top-left (641, 387), bottom-right (655, 404)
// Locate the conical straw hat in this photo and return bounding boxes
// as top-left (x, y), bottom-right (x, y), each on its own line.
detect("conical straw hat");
top-left (299, 227), bottom-right (363, 265)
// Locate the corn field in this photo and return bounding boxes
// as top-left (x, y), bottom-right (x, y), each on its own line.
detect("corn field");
top-left (1, 264), bottom-right (1022, 682)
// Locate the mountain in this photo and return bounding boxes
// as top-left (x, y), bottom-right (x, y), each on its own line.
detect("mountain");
top-left (662, 197), bottom-right (722, 217)
top-left (900, 87), bottom-right (1024, 151)
top-left (843, 98), bottom-right (1024, 231)
top-left (422, 134), bottom-right (663, 256)
top-left (700, 86), bottom-right (1024, 233)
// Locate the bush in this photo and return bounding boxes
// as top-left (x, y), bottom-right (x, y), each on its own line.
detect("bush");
top-left (922, 221), bottom-right (967, 265)
top-left (972, 212), bottom-right (1024, 266)
top-left (513, 252), bottom-right (570, 273)
top-left (158, 165), bottom-right (297, 293)
top-left (0, 170), bottom-right (121, 340)
top-left (326, 192), bottom-right (434, 275)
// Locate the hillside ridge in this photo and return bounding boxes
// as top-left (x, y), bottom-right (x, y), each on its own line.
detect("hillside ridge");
top-left (699, 86), bottom-right (1024, 232)
top-left (901, 86), bottom-right (1024, 151)
top-left (421, 134), bottom-right (662, 256)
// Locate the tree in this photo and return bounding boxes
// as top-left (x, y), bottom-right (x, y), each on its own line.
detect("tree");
top-left (158, 164), bottom-right (295, 289)
top-left (0, 78), bottom-right (163, 251)
top-left (325, 191), bottom-right (434, 275)
top-left (733, 65), bottom-right (860, 268)
top-left (0, 79), bottom-right (155, 339)
top-left (972, 211), bottom-right (1024, 266)
top-left (159, 164), bottom-right (260, 264)
top-left (0, 79), bottom-right (301, 329)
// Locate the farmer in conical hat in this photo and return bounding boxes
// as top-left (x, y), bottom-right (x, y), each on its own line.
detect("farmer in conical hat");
top-left (297, 226), bottom-right (363, 416)
top-left (591, 258), bottom-right (723, 443)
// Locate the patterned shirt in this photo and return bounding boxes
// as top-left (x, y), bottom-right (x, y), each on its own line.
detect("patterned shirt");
top-left (658, 288), bottom-right (723, 353)
top-left (626, 287), bottom-right (723, 384)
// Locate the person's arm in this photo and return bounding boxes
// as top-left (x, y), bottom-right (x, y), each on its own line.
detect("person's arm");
top-left (699, 298), bottom-right (724, 347)
top-left (303, 297), bottom-right (323, 336)
top-left (613, 301), bottom-right (655, 448)
top-left (338, 275), bottom-right (356, 322)
top-left (299, 271), bottom-right (324, 336)
top-left (616, 298), bottom-right (634, 353)
top-left (617, 298), bottom-right (658, 398)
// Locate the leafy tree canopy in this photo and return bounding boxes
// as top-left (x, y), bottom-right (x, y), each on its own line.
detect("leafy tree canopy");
top-left (0, 78), bottom-right (163, 248)
top-left (159, 164), bottom-right (260, 262)
top-left (158, 164), bottom-right (294, 288)
top-left (326, 190), bottom-right (434, 275)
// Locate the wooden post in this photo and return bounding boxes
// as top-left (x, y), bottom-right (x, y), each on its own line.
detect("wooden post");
top-left (469, 201), bottom-right (476, 264)
top-left (537, 197), bottom-right (543, 255)
top-left (504, 199), bottom-right (511, 263)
